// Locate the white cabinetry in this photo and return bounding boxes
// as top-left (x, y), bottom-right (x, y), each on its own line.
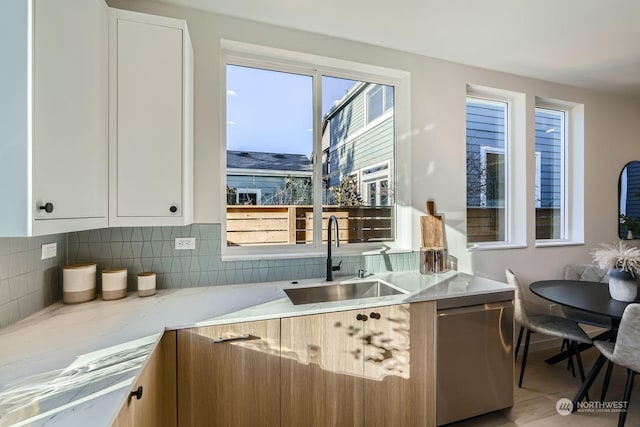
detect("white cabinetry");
top-left (109, 9), bottom-right (193, 227)
top-left (0, 0), bottom-right (109, 236)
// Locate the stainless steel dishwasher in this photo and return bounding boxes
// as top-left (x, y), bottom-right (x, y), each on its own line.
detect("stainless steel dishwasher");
top-left (436, 292), bottom-right (514, 426)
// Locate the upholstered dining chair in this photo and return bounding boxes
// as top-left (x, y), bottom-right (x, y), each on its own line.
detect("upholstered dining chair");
top-left (562, 264), bottom-right (612, 329)
top-left (581, 304), bottom-right (640, 427)
top-left (506, 269), bottom-right (592, 388)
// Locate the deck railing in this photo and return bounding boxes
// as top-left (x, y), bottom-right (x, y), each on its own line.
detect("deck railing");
top-left (226, 205), bottom-right (393, 246)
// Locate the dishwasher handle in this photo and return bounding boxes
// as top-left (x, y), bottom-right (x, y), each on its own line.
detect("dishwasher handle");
top-left (437, 301), bottom-right (512, 317)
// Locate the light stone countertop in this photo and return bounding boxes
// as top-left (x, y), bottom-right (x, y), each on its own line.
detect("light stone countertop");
top-left (0, 270), bottom-right (512, 427)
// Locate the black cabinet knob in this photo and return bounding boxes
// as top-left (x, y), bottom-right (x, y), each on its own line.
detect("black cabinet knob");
top-left (39, 202), bottom-right (54, 213)
top-left (169, 205), bottom-right (178, 213)
top-left (356, 314), bottom-right (368, 322)
top-left (130, 385), bottom-right (143, 400)
top-left (370, 312), bottom-right (381, 319)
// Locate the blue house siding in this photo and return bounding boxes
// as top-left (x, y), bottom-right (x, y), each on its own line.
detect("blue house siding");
top-left (466, 100), bottom-right (505, 207)
top-left (466, 102), bottom-right (561, 209)
top-left (327, 118), bottom-right (394, 189)
top-left (323, 83), bottom-right (395, 206)
top-left (535, 110), bottom-right (562, 208)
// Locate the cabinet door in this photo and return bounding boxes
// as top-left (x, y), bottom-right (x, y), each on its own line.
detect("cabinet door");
top-left (113, 331), bottom-right (177, 427)
top-left (177, 319), bottom-right (280, 427)
top-left (33, 0), bottom-right (108, 223)
top-left (363, 304), bottom-right (411, 427)
top-left (364, 302), bottom-right (435, 427)
top-left (281, 310), bottom-right (364, 426)
top-left (114, 16), bottom-right (183, 219)
top-left (33, 0), bottom-right (108, 225)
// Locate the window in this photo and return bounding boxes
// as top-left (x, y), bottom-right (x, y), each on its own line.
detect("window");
top-left (466, 97), bottom-right (509, 243)
top-left (535, 107), bottom-right (566, 240)
top-left (222, 45), bottom-right (407, 255)
top-left (236, 189), bottom-right (261, 205)
top-left (366, 84), bottom-right (394, 124)
top-left (361, 162), bottom-right (391, 206)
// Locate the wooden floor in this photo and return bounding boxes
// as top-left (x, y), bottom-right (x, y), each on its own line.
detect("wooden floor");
top-left (449, 346), bottom-right (640, 427)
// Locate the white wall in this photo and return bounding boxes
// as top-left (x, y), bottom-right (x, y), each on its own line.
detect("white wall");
top-left (108, 0), bottom-right (640, 296)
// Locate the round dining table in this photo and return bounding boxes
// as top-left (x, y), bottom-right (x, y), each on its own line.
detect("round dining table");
top-left (529, 279), bottom-right (640, 323)
top-left (530, 279), bottom-right (640, 409)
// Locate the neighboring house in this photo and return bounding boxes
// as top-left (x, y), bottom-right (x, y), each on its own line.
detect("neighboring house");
top-left (322, 82), bottom-right (394, 207)
top-left (226, 150), bottom-right (312, 205)
top-left (466, 101), bottom-right (562, 209)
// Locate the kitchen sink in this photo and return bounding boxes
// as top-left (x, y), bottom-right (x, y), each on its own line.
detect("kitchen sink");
top-left (284, 280), bottom-right (405, 305)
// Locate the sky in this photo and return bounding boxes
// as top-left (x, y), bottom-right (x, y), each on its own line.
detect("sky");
top-left (226, 65), bottom-right (357, 156)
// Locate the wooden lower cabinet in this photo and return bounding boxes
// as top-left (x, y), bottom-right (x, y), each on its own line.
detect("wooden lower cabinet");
top-left (177, 319), bottom-right (280, 427)
top-left (281, 301), bottom-right (436, 427)
top-left (112, 331), bottom-right (177, 427)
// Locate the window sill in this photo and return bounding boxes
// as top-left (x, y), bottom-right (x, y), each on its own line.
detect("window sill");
top-left (466, 242), bottom-right (528, 251)
top-left (535, 239), bottom-right (585, 248)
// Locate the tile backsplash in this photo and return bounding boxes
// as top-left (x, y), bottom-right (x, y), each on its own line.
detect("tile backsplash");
top-left (67, 224), bottom-right (418, 291)
top-left (0, 224), bottom-right (418, 329)
top-left (0, 234), bottom-right (66, 328)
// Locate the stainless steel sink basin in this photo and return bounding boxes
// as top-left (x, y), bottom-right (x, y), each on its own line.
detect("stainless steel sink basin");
top-left (284, 280), bottom-right (404, 305)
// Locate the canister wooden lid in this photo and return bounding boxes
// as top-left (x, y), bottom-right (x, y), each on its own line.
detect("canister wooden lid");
top-left (64, 263), bottom-right (96, 269)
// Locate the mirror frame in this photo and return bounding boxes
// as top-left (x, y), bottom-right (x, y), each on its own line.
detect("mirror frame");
top-left (618, 160), bottom-right (640, 239)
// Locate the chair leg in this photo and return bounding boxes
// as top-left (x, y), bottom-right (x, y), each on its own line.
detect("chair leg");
top-left (515, 326), bottom-right (524, 361)
top-left (518, 329), bottom-right (532, 388)
top-left (571, 340), bottom-right (589, 401)
top-left (572, 354), bottom-right (607, 411)
top-left (618, 369), bottom-right (635, 427)
top-left (600, 361), bottom-right (614, 403)
top-left (571, 341), bottom-right (587, 382)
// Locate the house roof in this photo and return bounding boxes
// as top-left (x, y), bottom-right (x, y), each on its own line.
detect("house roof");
top-left (227, 150), bottom-right (312, 172)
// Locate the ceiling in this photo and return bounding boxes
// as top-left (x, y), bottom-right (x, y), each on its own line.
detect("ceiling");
top-left (157, 0), bottom-right (640, 99)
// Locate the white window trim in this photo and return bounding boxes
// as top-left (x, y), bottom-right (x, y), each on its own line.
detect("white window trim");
top-left (365, 84), bottom-right (393, 125)
top-left (220, 40), bottom-right (411, 260)
top-left (466, 85), bottom-right (526, 251)
top-left (535, 99), bottom-right (583, 247)
top-left (479, 146), bottom-right (505, 208)
top-left (236, 188), bottom-right (261, 205)
top-left (361, 160), bottom-right (392, 206)
top-left (535, 151), bottom-right (541, 208)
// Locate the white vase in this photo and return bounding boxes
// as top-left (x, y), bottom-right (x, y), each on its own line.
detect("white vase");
top-left (608, 268), bottom-right (638, 302)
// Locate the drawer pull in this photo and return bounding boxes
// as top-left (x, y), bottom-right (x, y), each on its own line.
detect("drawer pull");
top-left (213, 334), bottom-right (251, 343)
top-left (369, 312), bottom-right (381, 319)
top-left (130, 386), bottom-right (143, 400)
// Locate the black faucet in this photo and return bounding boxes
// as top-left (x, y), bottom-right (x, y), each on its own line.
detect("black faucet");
top-left (326, 215), bottom-right (340, 281)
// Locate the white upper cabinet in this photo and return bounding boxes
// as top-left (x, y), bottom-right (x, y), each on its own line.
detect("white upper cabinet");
top-left (109, 9), bottom-right (194, 227)
top-left (0, 0), bottom-right (109, 236)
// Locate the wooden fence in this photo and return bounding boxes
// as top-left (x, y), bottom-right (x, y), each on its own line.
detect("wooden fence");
top-left (467, 207), bottom-right (561, 243)
top-left (226, 205), bottom-right (393, 246)
top-left (227, 206), bottom-right (559, 246)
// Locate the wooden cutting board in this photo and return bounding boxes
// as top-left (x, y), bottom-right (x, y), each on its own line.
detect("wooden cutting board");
top-left (421, 201), bottom-right (445, 249)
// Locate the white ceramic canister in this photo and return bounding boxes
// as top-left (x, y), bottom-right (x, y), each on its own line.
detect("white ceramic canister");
top-left (137, 272), bottom-right (156, 297)
top-left (102, 268), bottom-right (128, 300)
top-left (63, 263), bottom-right (97, 304)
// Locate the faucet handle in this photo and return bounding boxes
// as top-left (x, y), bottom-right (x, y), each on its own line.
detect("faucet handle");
top-left (332, 260), bottom-right (342, 272)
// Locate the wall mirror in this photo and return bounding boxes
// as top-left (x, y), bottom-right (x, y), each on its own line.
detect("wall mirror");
top-left (619, 161), bottom-right (640, 239)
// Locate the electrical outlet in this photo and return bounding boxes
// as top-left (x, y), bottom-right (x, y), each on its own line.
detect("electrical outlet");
top-left (175, 237), bottom-right (196, 250)
top-left (41, 243), bottom-right (57, 260)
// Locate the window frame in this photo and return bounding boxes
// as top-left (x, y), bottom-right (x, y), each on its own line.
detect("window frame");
top-left (220, 40), bottom-right (412, 260)
top-left (534, 98), bottom-right (584, 247)
top-left (365, 84), bottom-right (394, 124)
top-left (361, 160), bottom-right (392, 207)
top-left (236, 188), bottom-right (261, 205)
top-left (466, 85), bottom-right (527, 250)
